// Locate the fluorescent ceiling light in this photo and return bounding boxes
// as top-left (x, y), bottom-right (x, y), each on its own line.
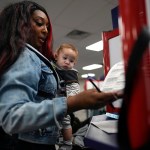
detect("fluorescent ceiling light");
top-left (82, 64), bottom-right (102, 70)
top-left (86, 40), bottom-right (103, 51)
top-left (81, 73), bottom-right (95, 78)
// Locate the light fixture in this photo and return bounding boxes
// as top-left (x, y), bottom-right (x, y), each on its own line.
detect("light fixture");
top-left (86, 40), bottom-right (103, 51)
top-left (82, 64), bottom-right (103, 70)
top-left (81, 73), bottom-right (95, 78)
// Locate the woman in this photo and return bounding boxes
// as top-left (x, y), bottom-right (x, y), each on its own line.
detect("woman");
top-left (0, 1), bottom-right (122, 150)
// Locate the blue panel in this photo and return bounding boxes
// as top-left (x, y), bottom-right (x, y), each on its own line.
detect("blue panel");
top-left (111, 6), bottom-right (119, 29)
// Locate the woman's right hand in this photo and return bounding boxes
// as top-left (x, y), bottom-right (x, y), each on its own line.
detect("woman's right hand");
top-left (67, 89), bottom-right (123, 113)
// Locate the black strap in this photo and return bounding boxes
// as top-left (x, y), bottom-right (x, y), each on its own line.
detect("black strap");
top-left (55, 68), bottom-right (79, 84)
top-left (118, 26), bottom-right (150, 150)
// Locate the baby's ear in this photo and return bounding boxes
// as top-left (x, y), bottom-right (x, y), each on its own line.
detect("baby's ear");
top-left (73, 61), bottom-right (77, 66)
top-left (54, 52), bottom-right (58, 60)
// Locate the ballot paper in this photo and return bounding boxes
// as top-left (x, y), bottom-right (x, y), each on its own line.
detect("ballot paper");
top-left (101, 61), bottom-right (125, 109)
top-left (91, 120), bottom-right (118, 133)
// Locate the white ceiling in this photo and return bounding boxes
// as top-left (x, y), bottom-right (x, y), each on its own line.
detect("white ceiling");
top-left (0, 0), bottom-right (119, 80)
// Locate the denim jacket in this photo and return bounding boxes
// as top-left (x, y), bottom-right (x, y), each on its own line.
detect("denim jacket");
top-left (0, 44), bottom-right (67, 145)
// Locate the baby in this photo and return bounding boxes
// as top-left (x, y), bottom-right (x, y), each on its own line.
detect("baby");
top-left (54, 43), bottom-right (80, 150)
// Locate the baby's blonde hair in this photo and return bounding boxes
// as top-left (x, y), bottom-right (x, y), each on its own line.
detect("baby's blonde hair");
top-left (55, 43), bottom-right (78, 59)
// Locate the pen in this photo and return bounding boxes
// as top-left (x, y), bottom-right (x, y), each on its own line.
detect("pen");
top-left (88, 77), bottom-right (115, 109)
top-left (88, 78), bottom-right (101, 92)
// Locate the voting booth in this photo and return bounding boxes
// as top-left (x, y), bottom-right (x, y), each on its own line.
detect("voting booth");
top-left (118, 0), bottom-right (150, 149)
top-left (85, 0), bottom-right (150, 149)
top-left (102, 28), bottom-right (124, 116)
